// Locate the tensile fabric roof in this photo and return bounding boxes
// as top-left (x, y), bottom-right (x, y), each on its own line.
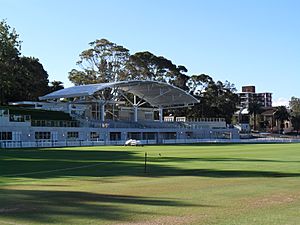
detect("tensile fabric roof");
top-left (39, 80), bottom-right (199, 108)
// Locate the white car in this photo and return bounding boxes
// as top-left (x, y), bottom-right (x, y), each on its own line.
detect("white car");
top-left (124, 139), bottom-right (143, 146)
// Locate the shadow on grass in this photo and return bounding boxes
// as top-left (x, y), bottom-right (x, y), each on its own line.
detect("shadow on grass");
top-left (0, 189), bottom-right (201, 224)
top-left (148, 167), bottom-right (299, 178)
top-left (1, 149), bottom-right (300, 179)
top-left (156, 156), bottom-right (300, 163)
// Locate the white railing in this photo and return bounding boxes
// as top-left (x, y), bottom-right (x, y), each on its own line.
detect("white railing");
top-left (0, 139), bottom-right (159, 149)
top-left (162, 138), bottom-right (300, 144)
top-left (1, 138), bottom-right (300, 149)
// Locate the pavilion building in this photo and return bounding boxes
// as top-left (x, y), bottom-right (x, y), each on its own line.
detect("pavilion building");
top-left (0, 80), bottom-right (239, 148)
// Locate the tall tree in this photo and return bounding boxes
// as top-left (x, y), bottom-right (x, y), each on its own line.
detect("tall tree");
top-left (201, 80), bottom-right (238, 124)
top-left (170, 65), bottom-right (190, 91)
top-left (12, 57), bottom-right (50, 101)
top-left (125, 51), bottom-right (180, 83)
top-left (291, 115), bottom-right (300, 134)
top-left (0, 20), bottom-right (21, 105)
top-left (68, 38), bottom-right (239, 123)
top-left (69, 39), bottom-right (130, 85)
top-left (289, 97), bottom-right (300, 133)
top-left (49, 80), bottom-right (64, 92)
top-left (274, 106), bottom-right (290, 133)
top-left (183, 75), bottom-right (238, 124)
top-left (187, 74), bottom-right (213, 96)
top-left (125, 51), bottom-right (154, 80)
top-left (0, 20), bottom-right (62, 103)
top-left (289, 97), bottom-right (300, 115)
top-left (248, 99), bottom-right (263, 131)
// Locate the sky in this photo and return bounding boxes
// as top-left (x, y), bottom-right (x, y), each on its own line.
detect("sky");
top-left (1, 0), bottom-right (300, 106)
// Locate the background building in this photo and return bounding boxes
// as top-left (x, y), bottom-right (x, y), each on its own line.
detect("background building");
top-left (238, 85), bottom-right (272, 108)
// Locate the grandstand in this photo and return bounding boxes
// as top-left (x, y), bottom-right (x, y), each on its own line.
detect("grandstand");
top-left (0, 80), bottom-right (239, 148)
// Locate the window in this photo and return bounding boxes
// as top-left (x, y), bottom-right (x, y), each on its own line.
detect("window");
top-left (10, 114), bottom-right (25, 122)
top-left (127, 132), bottom-right (141, 140)
top-left (110, 132), bottom-right (121, 141)
top-left (90, 132), bottom-right (99, 140)
top-left (12, 132), bottom-right (21, 141)
top-left (31, 120), bottom-right (79, 127)
top-left (35, 132), bottom-right (51, 140)
top-left (142, 132), bottom-right (156, 140)
top-left (67, 132), bottom-right (79, 140)
top-left (0, 132), bottom-right (12, 140)
top-left (162, 132), bottom-right (177, 140)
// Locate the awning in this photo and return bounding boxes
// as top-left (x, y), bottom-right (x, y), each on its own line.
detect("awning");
top-left (39, 80), bottom-right (199, 108)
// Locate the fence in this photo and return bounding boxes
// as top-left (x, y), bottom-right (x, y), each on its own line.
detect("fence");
top-left (1, 138), bottom-right (300, 149)
top-left (0, 139), bottom-right (158, 149)
top-left (162, 138), bottom-right (300, 144)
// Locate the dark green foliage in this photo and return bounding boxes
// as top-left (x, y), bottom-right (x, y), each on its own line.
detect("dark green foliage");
top-left (13, 57), bottom-right (50, 101)
top-left (274, 106), bottom-right (290, 130)
top-left (291, 116), bottom-right (300, 133)
top-left (0, 20), bottom-right (63, 105)
top-left (248, 99), bottom-right (264, 130)
top-left (182, 76), bottom-right (238, 123)
top-left (69, 38), bottom-right (239, 123)
top-left (68, 39), bottom-right (130, 85)
top-left (49, 80), bottom-right (64, 92)
top-left (289, 97), bottom-right (300, 133)
top-left (0, 20), bottom-right (21, 105)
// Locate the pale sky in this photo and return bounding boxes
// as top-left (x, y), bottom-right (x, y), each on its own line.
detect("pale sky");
top-left (1, 0), bottom-right (300, 106)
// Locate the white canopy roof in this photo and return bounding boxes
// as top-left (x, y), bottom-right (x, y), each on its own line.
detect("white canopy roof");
top-left (40, 80), bottom-right (199, 108)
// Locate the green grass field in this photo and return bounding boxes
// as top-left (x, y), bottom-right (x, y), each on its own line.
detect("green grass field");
top-left (1, 143), bottom-right (300, 225)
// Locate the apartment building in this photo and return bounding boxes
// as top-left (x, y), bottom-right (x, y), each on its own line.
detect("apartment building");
top-left (238, 85), bottom-right (272, 108)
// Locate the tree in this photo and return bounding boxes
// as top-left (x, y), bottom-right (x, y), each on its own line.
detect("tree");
top-left (274, 106), bottom-right (290, 133)
top-left (125, 51), bottom-right (154, 80)
top-left (248, 99), bottom-right (263, 131)
top-left (68, 38), bottom-right (239, 123)
top-left (289, 97), bottom-right (300, 116)
top-left (170, 65), bottom-right (190, 91)
top-left (49, 80), bottom-right (64, 92)
top-left (13, 57), bottom-right (50, 101)
top-left (201, 80), bottom-right (238, 124)
top-left (0, 19), bottom-right (21, 105)
top-left (125, 51), bottom-right (183, 85)
top-left (69, 39), bottom-right (130, 85)
top-left (0, 20), bottom-right (62, 104)
top-left (289, 97), bottom-right (300, 133)
top-left (183, 75), bottom-right (238, 124)
top-left (187, 74), bottom-right (213, 96)
top-left (291, 116), bottom-right (300, 134)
